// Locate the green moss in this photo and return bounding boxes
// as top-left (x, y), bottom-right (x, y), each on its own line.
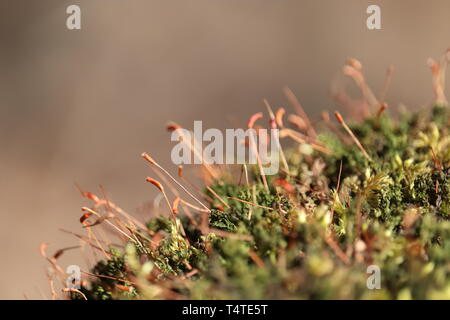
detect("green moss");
top-left (74, 105), bottom-right (450, 300)
top-left (77, 250), bottom-right (129, 300)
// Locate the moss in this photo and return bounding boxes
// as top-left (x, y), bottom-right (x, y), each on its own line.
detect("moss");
top-left (77, 250), bottom-right (128, 300)
top-left (147, 216), bottom-right (173, 233)
top-left (70, 104), bottom-right (450, 300)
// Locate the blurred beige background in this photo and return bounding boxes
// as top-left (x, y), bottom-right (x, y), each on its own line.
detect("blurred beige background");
top-left (1, 0), bottom-right (449, 299)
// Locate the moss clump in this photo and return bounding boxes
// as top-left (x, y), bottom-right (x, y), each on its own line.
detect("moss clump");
top-left (70, 103), bottom-right (450, 300)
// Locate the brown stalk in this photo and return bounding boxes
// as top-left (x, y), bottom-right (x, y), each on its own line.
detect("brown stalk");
top-left (334, 111), bottom-right (371, 161)
top-left (376, 103), bottom-right (388, 119)
top-left (142, 153), bottom-right (210, 212)
top-left (248, 250), bottom-right (265, 268)
top-left (428, 57), bottom-right (448, 106)
top-left (178, 198), bottom-right (210, 213)
top-left (275, 108), bottom-right (286, 128)
top-left (62, 288), bottom-right (87, 300)
top-left (343, 59), bottom-right (379, 108)
top-left (280, 128), bottom-right (332, 155)
top-left (178, 165), bottom-right (215, 203)
top-left (263, 99), bottom-right (289, 172)
top-left (283, 87), bottom-right (317, 138)
top-left (166, 122), bottom-right (220, 179)
top-left (146, 177), bottom-right (174, 215)
top-left (82, 207), bottom-right (141, 247)
top-left (82, 270), bottom-right (138, 286)
top-left (288, 114), bottom-right (309, 132)
top-left (77, 186), bottom-right (147, 231)
top-left (321, 111), bottom-right (351, 143)
top-left (379, 65), bottom-right (394, 103)
top-left (206, 186), bottom-right (231, 209)
top-left (247, 112), bottom-right (269, 191)
top-left (324, 231), bottom-right (350, 265)
top-left (227, 197), bottom-right (273, 210)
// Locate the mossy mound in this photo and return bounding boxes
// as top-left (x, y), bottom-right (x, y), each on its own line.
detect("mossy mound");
top-left (73, 105), bottom-right (450, 300)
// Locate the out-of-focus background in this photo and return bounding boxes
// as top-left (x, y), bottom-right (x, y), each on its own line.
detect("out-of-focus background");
top-left (0, 0), bottom-right (449, 299)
